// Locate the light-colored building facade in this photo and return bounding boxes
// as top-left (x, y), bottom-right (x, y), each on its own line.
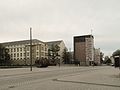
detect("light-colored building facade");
top-left (94, 48), bottom-right (101, 65)
top-left (1, 39), bottom-right (48, 65)
top-left (47, 40), bottom-right (66, 63)
top-left (74, 35), bottom-right (94, 66)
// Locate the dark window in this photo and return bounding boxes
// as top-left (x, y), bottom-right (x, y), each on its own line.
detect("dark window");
top-left (11, 54), bottom-right (13, 57)
top-left (17, 48), bottom-right (19, 52)
top-left (20, 48), bottom-right (22, 51)
top-left (74, 37), bottom-right (85, 42)
top-left (14, 53), bottom-right (16, 57)
top-left (17, 53), bottom-right (19, 57)
top-left (36, 52), bottom-right (39, 55)
top-left (27, 52), bottom-right (29, 56)
top-left (79, 37), bottom-right (85, 42)
top-left (20, 53), bottom-right (22, 57)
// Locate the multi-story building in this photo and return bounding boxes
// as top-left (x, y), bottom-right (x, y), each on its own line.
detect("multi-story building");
top-left (94, 48), bottom-right (101, 65)
top-left (1, 39), bottom-right (48, 65)
top-left (74, 35), bottom-right (94, 66)
top-left (46, 40), bottom-right (66, 63)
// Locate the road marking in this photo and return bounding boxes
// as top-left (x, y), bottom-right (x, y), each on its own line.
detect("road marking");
top-left (53, 79), bottom-right (120, 88)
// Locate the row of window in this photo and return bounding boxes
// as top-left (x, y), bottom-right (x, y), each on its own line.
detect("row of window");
top-left (11, 57), bottom-right (48, 60)
top-left (11, 57), bottom-right (46, 60)
top-left (27, 45), bottom-right (45, 51)
top-left (11, 53), bottom-right (25, 58)
top-left (10, 52), bottom-right (45, 58)
top-left (7, 45), bottom-right (24, 48)
top-left (8, 46), bottom-right (47, 53)
top-left (26, 52), bottom-right (44, 56)
top-left (36, 45), bottom-right (47, 51)
top-left (11, 58), bottom-right (25, 60)
top-left (9, 48), bottom-right (25, 52)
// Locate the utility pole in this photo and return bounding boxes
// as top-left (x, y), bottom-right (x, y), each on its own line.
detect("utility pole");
top-left (30, 27), bottom-right (32, 71)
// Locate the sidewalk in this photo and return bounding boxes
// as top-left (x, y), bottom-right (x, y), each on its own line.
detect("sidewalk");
top-left (57, 66), bottom-right (120, 87)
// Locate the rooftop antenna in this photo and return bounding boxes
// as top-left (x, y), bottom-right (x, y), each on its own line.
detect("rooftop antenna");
top-left (91, 29), bottom-right (93, 35)
top-left (90, 28), bottom-right (94, 62)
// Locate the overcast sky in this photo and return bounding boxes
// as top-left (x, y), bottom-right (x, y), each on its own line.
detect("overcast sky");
top-left (0, 0), bottom-right (120, 56)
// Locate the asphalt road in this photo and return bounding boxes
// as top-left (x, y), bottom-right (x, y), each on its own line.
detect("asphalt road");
top-left (0, 66), bottom-right (120, 90)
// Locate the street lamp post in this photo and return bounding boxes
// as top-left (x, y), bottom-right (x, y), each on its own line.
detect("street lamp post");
top-left (30, 27), bottom-right (32, 71)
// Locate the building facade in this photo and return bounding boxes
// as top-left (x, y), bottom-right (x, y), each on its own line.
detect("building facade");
top-left (94, 48), bottom-right (101, 65)
top-left (47, 40), bottom-right (66, 63)
top-left (1, 39), bottom-right (48, 65)
top-left (74, 35), bottom-right (94, 66)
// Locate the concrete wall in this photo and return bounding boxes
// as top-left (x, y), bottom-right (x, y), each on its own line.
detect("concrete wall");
top-left (94, 48), bottom-right (101, 65)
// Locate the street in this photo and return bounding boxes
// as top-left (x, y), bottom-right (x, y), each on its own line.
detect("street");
top-left (0, 66), bottom-right (120, 90)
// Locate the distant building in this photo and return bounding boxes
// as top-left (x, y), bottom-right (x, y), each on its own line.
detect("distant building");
top-left (74, 35), bottom-right (94, 66)
top-left (69, 51), bottom-right (74, 63)
top-left (1, 39), bottom-right (48, 65)
top-left (46, 40), bottom-right (66, 63)
top-left (110, 56), bottom-right (114, 64)
top-left (94, 48), bottom-right (101, 65)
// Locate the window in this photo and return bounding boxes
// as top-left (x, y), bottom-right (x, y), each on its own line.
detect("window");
top-left (20, 48), bottom-right (22, 52)
top-left (8, 49), bottom-right (10, 52)
top-left (17, 48), bottom-right (19, 52)
top-left (14, 53), bottom-right (16, 57)
top-left (11, 49), bottom-right (13, 52)
top-left (45, 53), bottom-right (48, 56)
top-left (36, 52), bottom-right (39, 56)
top-left (36, 46), bottom-right (39, 50)
top-left (24, 53), bottom-right (25, 56)
top-left (27, 52), bottom-right (29, 56)
top-left (41, 46), bottom-right (44, 50)
top-left (27, 47), bottom-right (29, 51)
top-left (17, 53), bottom-right (19, 57)
top-left (45, 48), bottom-right (47, 51)
top-left (11, 54), bottom-right (13, 57)
top-left (6, 49), bottom-right (10, 52)
top-left (36, 57), bottom-right (39, 59)
top-left (41, 52), bottom-right (44, 56)
top-left (20, 53), bottom-right (22, 57)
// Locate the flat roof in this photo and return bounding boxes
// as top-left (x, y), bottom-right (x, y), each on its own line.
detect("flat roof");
top-left (74, 35), bottom-right (94, 38)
